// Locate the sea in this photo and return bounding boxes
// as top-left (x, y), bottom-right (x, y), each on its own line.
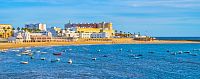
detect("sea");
top-left (1, 44), bottom-right (200, 79)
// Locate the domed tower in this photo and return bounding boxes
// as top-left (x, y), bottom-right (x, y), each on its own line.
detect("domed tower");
top-left (105, 22), bottom-right (113, 30)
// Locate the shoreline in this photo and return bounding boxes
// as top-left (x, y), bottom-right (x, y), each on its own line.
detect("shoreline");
top-left (0, 40), bottom-right (200, 50)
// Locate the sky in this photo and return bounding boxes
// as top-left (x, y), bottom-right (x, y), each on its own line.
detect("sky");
top-left (0, 0), bottom-right (200, 37)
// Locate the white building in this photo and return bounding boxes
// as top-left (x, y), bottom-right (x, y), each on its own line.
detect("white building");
top-left (29, 31), bottom-right (50, 36)
top-left (130, 34), bottom-right (139, 38)
top-left (64, 33), bottom-right (79, 38)
top-left (79, 33), bottom-right (92, 38)
top-left (79, 32), bottom-right (109, 38)
top-left (130, 34), bottom-right (147, 38)
top-left (8, 32), bottom-right (24, 42)
top-left (47, 27), bottom-right (61, 37)
top-left (25, 23), bottom-right (47, 31)
top-left (22, 31), bottom-right (31, 41)
top-left (91, 32), bottom-right (109, 38)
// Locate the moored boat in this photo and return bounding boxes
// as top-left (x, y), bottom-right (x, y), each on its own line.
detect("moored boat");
top-left (97, 50), bottom-right (101, 52)
top-left (51, 58), bottom-right (60, 62)
top-left (53, 52), bottom-right (62, 56)
top-left (41, 57), bottom-right (46, 60)
top-left (92, 58), bottom-right (97, 60)
top-left (41, 52), bottom-right (47, 54)
top-left (20, 61), bottom-right (28, 64)
top-left (68, 59), bottom-right (72, 64)
top-left (184, 51), bottom-right (191, 54)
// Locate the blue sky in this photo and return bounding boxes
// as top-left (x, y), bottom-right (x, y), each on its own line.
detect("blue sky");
top-left (0, 0), bottom-right (200, 37)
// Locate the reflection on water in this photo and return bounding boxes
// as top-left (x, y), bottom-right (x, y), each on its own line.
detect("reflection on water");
top-left (1, 44), bottom-right (200, 79)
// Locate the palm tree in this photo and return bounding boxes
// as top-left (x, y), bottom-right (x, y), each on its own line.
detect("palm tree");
top-left (17, 27), bottom-right (20, 31)
top-left (119, 31), bottom-right (122, 34)
top-left (7, 27), bottom-right (11, 30)
top-left (115, 30), bottom-right (118, 33)
top-left (12, 27), bottom-right (15, 30)
top-left (21, 28), bottom-right (24, 31)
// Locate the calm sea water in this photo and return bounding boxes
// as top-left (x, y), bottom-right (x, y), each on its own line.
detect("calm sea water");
top-left (1, 44), bottom-right (200, 79)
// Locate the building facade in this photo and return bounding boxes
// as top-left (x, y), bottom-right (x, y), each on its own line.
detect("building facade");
top-left (65, 22), bottom-right (114, 38)
top-left (25, 23), bottom-right (47, 31)
top-left (47, 27), bottom-right (61, 37)
top-left (91, 32), bottom-right (109, 38)
top-left (0, 24), bottom-right (13, 38)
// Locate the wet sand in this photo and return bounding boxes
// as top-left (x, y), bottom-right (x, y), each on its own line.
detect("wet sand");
top-left (0, 40), bottom-right (199, 50)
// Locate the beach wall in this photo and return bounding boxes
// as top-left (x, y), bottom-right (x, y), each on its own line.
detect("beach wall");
top-left (0, 39), bottom-right (199, 50)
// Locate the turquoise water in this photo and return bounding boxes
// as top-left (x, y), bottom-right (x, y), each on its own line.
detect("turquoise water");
top-left (1, 44), bottom-right (200, 79)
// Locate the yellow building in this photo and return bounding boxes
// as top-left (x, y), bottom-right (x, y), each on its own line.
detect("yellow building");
top-left (68, 22), bottom-right (115, 38)
top-left (0, 24), bottom-right (13, 38)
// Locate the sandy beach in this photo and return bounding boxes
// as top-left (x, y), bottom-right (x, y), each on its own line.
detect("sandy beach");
top-left (0, 40), bottom-right (200, 50)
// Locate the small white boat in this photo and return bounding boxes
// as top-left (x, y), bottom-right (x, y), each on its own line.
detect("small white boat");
top-left (92, 58), bottom-right (97, 60)
top-left (97, 50), bottom-right (101, 52)
top-left (178, 51), bottom-right (183, 54)
top-left (134, 57), bottom-right (140, 59)
top-left (21, 52), bottom-right (29, 55)
top-left (28, 53), bottom-right (33, 56)
top-left (56, 58), bottom-right (60, 61)
top-left (21, 50), bottom-right (31, 55)
top-left (41, 57), bottom-right (46, 60)
top-left (24, 50), bottom-right (31, 52)
top-left (68, 59), bottom-right (72, 64)
top-left (41, 52), bottom-right (47, 54)
top-left (51, 58), bottom-right (60, 62)
top-left (0, 50), bottom-right (7, 53)
top-left (20, 61), bottom-right (28, 64)
top-left (171, 52), bottom-right (176, 55)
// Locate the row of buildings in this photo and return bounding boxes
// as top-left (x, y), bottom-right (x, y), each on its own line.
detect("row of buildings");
top-left (0, 22), bottom-right (150, 43)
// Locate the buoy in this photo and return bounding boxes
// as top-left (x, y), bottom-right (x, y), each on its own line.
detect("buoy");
top-left (31, 56), bottom-right (34, 59)
top-left (119, 48), bottom-right (123, 51)
top-left (56, 58), bottom-right (60, 61)
top-left (103, 55), bottom-right (108, 57)
top-left (167, 50), bottom-right (170, 52)
top-left (148, 51), bottom-right (154, 54)
top-left (184, 51), bottom-right (190, 54)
